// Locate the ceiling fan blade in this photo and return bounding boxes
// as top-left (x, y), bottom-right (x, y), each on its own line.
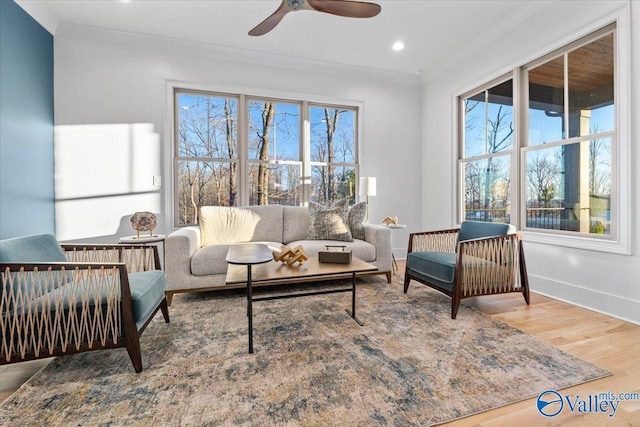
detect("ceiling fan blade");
top-left (248, 2), bottom-right (291, 36)
top-left (306, 0), bottom-right (381, 18)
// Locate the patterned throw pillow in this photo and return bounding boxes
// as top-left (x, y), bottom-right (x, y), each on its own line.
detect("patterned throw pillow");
top-left (308, 199), bottom-right (353, 242)
top-left (347, 202), bottom-right (367, 240)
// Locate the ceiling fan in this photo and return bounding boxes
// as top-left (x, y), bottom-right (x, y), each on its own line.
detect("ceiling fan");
top-left (249, 0), bottom-right (382, 36)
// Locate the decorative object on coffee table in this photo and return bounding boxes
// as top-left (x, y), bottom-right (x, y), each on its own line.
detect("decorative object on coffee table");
top-left (382, 215), bottom-right (398, 226)
top-left (272, 244), bottom-right (308, 266)
top-left (318, 245), bottom-right (352, 264)
top-left (130, 211), bottom-right (157, 237)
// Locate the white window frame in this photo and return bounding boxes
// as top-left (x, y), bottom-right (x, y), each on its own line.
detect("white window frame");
top-left (458, 74), bottom-right (517, 225)
top-left (453, 9), bottom-right (630, 255)
top-left (163, 82), bottom-right (364, 230)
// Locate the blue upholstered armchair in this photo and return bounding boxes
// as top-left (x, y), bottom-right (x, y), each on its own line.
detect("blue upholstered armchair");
top-left (404, 221), bottom-right (530, 318)
top-left (1, 234), bottom-right (169, 372)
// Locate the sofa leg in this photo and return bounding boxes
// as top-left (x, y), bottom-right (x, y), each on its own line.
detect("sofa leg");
top-left (385, 272), bottom-right (392, 283)
top-left (160, 298), bottom-right (170, 323)
top-left (166, 291), bottom-right (173, 306)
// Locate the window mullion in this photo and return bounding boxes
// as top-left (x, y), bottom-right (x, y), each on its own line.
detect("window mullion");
top-left (563, 52), bottom-right (569, 140)
top-left (484, 90), bottom-right (489, 155)
top-left (302, 101), bottom-right (311, 205)
top-left (238, 94), bottom-right (249, 206)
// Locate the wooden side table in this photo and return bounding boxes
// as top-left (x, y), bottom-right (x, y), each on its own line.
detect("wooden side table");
top-left (386, 224), bottom-right (407, 274)
top-left (118, 234), bottom-right (167, 269)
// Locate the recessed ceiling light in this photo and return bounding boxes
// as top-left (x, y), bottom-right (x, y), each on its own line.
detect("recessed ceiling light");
top-left (120, 0), bottom-right (131, 3)
top-left (392, 41), bottom-right (405, 52)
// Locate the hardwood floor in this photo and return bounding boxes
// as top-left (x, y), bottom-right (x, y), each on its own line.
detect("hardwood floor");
top-left (1, 260), bottom-right (638, 426)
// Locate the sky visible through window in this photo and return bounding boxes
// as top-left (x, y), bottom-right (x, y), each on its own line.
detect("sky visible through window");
top-left (466, 103), bottom-right (614, 155)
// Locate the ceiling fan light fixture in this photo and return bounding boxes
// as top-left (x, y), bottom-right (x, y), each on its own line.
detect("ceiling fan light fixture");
top-left (287, 0), bottom-right (304, 9)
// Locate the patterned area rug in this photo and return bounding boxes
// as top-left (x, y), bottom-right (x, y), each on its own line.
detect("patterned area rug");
top-left (0, 276), bottom-right (610, 426)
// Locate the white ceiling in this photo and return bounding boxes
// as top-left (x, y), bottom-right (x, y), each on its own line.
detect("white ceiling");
top-left (16, 0), bottom-right (557, 79)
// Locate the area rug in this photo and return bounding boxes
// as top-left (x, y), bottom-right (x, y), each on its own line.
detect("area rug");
top-left (0, 276), bottom-right (610, 426)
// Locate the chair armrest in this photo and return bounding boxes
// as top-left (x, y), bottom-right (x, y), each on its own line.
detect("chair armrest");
top-left (407, 228), bottom-right (459, 253)
top-left (61, 243), bottom-right (161, 272)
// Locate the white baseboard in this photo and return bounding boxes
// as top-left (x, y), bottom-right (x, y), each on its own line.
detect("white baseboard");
top-left (530, 274), bottom-right (640, 326)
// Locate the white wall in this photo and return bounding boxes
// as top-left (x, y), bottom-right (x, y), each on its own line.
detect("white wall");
top-left (53, 24), bottom-right (422, 256)
top-left (421, 0), bottom-right (639, 324)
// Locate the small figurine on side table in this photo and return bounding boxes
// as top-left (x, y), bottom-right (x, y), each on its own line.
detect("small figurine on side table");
top-left (130, 211), bottom-right (157, 238)
top-left (382, 216), bottom-right (399, 226)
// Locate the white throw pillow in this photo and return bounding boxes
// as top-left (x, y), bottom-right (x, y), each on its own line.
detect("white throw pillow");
top-left (199, 206), bottom-right (260, 246)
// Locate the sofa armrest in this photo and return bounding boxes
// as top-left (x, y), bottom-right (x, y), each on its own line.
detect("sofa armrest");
top-left (363, 224), bottom-right (392, 273)
top-left (165, 227), bottom-right (201, 292)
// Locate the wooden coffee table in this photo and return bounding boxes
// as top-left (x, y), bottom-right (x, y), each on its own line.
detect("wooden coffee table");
top-left (226, 244), bottom-right (378, 353)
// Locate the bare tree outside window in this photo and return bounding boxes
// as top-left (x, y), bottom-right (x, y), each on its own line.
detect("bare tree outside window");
top-left (310, 106), bottom-right (356, 205)
top-left (461, 79), bottom-right (513, 223)
top-left (248, 100), bottom-right (301, 205)
top-left (174, 91), bottom-right (359, 226)
top-left (175, 93), bottom-right (238, 225)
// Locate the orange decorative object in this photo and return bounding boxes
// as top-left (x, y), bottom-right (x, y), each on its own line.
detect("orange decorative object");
top-left (272, 244), bottom-right (308, 266)
top-left (382, 216), bottom-right (398, 226)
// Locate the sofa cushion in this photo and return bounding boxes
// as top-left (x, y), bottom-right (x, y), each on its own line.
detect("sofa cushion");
top-left (347, 202), bottom-right (367, 240)
top-left (308, 200), bottom-right (353, 242)
top-left (283, 206), bottom-right (311, 244)
top-left (199, 205), bottom-right (283, 246)
top-left (289, 239), bottom-right (376, 263)
top-left (191, 244), bottom-right (232, 276)
top-left (191, 242), bottom-right (281, 276)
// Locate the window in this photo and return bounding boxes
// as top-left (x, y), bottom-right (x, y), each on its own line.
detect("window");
top-left (310, 105), bottom-right (357, 205)
top-left (524, 32), bottom-right (614, 235)
top-left (458, 24), bottom-right (619, 245)
top-left (247, 99), bottom-right (302, 206)
top-left (460, 79), bottom-right (513, 223)
top-left (174, 90), bottom-right (358, 226)
top-left (175, 91), bottom-right (238, 225)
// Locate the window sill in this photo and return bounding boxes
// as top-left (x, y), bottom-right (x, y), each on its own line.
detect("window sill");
top-left (522, 229), bottom-right (631, 255)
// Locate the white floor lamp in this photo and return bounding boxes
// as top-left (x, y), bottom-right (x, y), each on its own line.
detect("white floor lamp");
top-left (359, 176), bottom-right (376, 223)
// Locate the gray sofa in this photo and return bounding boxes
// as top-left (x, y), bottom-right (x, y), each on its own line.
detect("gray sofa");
top-left (165, 205), bottom-right (392, 304)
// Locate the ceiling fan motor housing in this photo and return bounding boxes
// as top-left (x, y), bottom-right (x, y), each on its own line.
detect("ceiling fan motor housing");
top-left (288, 0), bottom-right (304, 10)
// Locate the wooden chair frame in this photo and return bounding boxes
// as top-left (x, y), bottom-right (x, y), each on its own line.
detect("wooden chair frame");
top-left (1, 244), bottom-right (169, 372)
top-left (404, 228), bottom-right (530, 318)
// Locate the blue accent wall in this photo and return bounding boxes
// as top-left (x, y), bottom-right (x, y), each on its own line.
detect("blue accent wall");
top-left (0, 0), bottom-right (54, 239)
